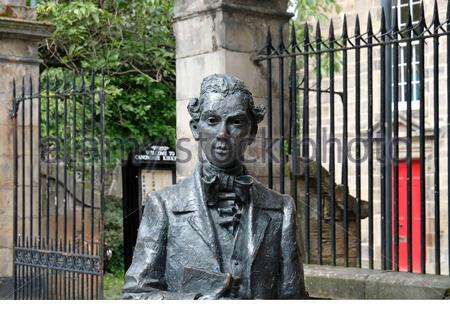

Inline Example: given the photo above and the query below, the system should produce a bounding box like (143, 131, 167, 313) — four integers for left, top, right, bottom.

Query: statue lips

(213, 141, 232, 157)
(214, 146, 229, 156)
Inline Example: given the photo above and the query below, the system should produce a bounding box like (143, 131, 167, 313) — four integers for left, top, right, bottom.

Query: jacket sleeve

(278, 194, 308, 299)
(121, 192, 198, 300)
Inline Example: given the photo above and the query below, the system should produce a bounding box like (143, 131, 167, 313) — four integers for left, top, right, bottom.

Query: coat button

(234, 261, 239, 266)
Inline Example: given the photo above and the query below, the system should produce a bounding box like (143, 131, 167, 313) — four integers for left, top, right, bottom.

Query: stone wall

(296, 159, 368, 267)
(0, 3, 52, 298)
(304, 264, 450, 299)
(306, 0, 450, 273)
(174, 0, 292, 182)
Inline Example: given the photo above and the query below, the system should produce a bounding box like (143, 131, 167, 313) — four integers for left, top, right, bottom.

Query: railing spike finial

(291, 23, 297, 46)
(355, 14, 361, 35)
(315, 21, 321, 40)
(367, 11, 373, 34)
(393, 6, 399, 32)
(420, 1, 426, 25)
(81, 68, 85, 91)
(380, 7, 386, 33)
(72, 70, 77, 93)
(266, 27, 272, 48)
(392, 6, 398, 33)
(342, 14, 348, 38)
(90, 69, 96, 91)
(432, 0, 440, 26)
(278, 24, 285, 52)
(11, 78, 16, 118)
(264, 27, 272, 57)
(403, 3, 412, 31)
(303, 22, 309, 43)
(447, 0, 450, 20)
(21, 76, 25, 118)
(328, 19, 335, 40)
(63, 71, 68, 96)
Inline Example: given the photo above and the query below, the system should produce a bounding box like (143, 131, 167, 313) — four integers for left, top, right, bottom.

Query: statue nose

(217, 131, 229, 139)
(217, 123, 229, 139)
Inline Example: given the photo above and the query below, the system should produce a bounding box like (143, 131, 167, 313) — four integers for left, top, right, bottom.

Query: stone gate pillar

(173, 0, 292, 182)
(0, 1, 52, 298)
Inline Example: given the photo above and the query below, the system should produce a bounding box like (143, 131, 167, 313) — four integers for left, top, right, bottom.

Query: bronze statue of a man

(122, 74, 306, 299)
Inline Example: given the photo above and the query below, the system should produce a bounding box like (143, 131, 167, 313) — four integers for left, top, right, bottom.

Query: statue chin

(202, 152, 242, 170)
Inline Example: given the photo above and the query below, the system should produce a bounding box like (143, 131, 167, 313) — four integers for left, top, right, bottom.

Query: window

(392, 0, 422, 110)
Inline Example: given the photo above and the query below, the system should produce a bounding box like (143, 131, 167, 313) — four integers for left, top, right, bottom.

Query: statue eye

(206, 117, 218, 125)
(232, 117, 248, 126)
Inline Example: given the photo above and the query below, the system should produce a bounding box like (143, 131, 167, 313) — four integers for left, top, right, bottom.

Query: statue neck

(202, 159, 244, 178)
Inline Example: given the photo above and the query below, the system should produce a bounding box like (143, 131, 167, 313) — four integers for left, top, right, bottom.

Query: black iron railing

(10, 71, 106, 299)
(258, 1, 450, 275)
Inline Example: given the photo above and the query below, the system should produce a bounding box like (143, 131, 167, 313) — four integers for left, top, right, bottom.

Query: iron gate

(258, 2, 450, 275)
(11, 71, 106, 299)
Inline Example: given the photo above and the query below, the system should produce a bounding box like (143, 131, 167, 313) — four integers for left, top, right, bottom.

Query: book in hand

(181, 266, 231, 295)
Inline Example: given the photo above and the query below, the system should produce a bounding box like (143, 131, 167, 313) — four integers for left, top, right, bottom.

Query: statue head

(188, 74, 266, 169)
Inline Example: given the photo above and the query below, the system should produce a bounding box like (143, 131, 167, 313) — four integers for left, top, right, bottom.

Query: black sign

(122, 144, 176, 271)
(133, 145, 176, 165)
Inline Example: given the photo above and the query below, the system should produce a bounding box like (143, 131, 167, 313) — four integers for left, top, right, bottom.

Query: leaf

(37, 0, 176, 164)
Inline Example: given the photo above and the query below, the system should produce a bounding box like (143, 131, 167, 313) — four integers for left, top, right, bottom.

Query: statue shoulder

(143, 174, 195, 206)
(251, 178, 294, 212)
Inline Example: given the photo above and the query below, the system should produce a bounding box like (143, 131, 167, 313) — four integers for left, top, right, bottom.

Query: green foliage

(37, 0, 176, 165)
(104, 271, 125, 300)
(37, 0, 174, 80)
(287, 0, 342, 157)
(105, 74, 176, 154)
(104, 195, 124, 274)
(39, 68, 104, 172)
(291, 0, 342, 24)
(290, 0, 342, 76)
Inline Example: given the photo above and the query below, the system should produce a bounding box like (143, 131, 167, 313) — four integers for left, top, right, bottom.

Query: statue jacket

(122, 164, 306, 299)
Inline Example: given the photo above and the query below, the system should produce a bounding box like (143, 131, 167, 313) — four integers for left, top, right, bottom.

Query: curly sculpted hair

(187, 74, 266, 142)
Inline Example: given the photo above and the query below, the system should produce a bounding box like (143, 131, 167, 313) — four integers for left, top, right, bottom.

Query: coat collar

(171, 163, 281, 271)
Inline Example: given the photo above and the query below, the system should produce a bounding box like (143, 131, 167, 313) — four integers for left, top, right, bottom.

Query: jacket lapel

(178, 165, 282, 288)
(187, 165, 220, 266)
(171, 165, 220, 268)
(248, 186, 272, 268)
(228, 181, 272, 268)
(248, 182, 285, 266)
(186, 215, 219, 264)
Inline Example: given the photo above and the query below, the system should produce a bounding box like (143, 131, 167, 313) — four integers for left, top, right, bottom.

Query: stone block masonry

(173, 0, 293, 182)
(0, 3, 53, 298)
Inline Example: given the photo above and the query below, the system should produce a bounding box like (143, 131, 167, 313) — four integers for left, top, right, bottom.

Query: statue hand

(196, 272, 233, 300)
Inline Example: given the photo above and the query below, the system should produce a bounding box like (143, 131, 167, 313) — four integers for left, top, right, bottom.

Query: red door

(392, 160, 423, 272)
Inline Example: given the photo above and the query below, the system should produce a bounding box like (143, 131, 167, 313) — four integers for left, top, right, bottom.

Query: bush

(37, 0, 176, 165)
(104, 195, 124, 274)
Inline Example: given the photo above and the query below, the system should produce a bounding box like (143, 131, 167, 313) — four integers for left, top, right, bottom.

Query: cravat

(202, 173, 253, 207)
(201, 165, 253, 233)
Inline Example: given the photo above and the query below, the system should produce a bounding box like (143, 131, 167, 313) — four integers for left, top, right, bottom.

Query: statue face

(191, 92, 253, 169)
